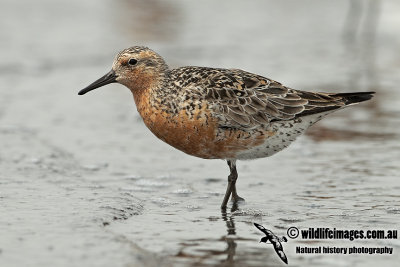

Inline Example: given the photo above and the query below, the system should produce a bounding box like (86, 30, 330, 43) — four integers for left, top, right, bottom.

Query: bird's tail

(329, 92, 375, 105)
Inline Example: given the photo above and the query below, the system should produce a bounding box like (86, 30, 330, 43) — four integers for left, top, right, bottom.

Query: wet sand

(1, 0, 399, 266)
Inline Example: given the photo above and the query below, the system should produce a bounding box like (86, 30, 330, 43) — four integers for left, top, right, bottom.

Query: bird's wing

(272, 241, 288, 264)
(254, 223, 271, 235)
(194, 68, 347, 129)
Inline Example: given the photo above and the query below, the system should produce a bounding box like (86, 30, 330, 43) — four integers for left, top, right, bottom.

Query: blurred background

(1, 0, 399, 266)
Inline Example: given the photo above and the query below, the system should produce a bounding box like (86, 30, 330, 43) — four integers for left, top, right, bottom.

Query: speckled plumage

(79, 46, 375, 208)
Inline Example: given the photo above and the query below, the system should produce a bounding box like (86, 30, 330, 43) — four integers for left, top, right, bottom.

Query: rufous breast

(132, 87, 275, 159)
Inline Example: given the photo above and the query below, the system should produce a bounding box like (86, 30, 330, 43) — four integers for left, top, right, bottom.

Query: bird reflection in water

(221, 207, 238, 264)
(174, 207, 241, 266)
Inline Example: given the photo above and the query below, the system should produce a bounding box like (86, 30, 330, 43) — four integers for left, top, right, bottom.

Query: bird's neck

(131, 71, 168, 119)
(130, 69, 163, 98)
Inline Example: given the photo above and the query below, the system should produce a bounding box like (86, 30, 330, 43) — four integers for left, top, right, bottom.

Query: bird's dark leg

(229, 160, 244, 203)
(221, 162, 234, 209)
(232, 183, 245, 203)
(221, 160, 244, 209)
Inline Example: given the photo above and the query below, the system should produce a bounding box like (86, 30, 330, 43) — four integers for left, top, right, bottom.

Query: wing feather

(172, 67, 348, 129)
(274, 246, 288, 264)
(254, 223, 269, 234)
(203, 69, 348, 128)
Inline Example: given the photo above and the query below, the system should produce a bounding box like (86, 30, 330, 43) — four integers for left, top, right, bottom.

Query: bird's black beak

(78, 69, 118, 95)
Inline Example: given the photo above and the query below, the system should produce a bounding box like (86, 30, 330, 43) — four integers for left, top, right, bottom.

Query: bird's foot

(230, 195, 245, 212)
(231, 194, 245, 203)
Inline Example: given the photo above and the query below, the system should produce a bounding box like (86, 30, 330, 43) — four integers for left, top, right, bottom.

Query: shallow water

(1, 0, 399, 266)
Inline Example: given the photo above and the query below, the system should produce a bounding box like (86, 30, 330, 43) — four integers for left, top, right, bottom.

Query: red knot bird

(78, 46, 374, 209)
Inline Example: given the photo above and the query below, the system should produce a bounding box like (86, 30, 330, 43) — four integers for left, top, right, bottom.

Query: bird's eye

(128, 58, 137, 65)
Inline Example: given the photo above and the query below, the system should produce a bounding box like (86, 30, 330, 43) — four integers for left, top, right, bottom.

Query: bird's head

(78, 46, 168, 95)
(260, 236, 268, 243)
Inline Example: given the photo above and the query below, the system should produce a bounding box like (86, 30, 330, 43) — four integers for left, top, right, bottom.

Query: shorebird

(254, 223, 288, 264)
(78, 46, 374, 209)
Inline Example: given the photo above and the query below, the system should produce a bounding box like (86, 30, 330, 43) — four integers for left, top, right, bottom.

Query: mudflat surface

(1, 0, 399, 266)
